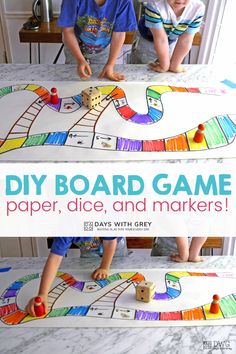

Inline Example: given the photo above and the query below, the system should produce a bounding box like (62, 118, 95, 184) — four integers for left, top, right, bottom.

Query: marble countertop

(0, 63, 228, 84)
(0, 253, 236, 354)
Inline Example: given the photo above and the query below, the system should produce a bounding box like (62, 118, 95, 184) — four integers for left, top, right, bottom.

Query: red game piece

(210, 294, 220, 314)
(50, 87, 59, 105)
(34, 296, 45, 317)
(193, 123, 205, 143)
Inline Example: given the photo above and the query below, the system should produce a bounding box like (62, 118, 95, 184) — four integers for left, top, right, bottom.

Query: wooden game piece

(50, 87, 59, 105)
(136, 280, 156, 302)
(81, 87, 101, 109)
(34, 296, 45, 317)
(210, 294, 220, 314)
(193, 123, 205, 143)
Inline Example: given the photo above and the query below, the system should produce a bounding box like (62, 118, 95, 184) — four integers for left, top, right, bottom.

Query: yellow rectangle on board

(119, 272, 137, 279)
(187, 129, 208, 150)
(56, 271, 65, 277)
(21, 313, 47, 323)
(0, 138, 26, 154)
(168, 271, 190, 278)
(203, 303, 224, 319)
(97, 86, 117, 95)
(26, 84, 41, 92)
(149, 85, 172, 94)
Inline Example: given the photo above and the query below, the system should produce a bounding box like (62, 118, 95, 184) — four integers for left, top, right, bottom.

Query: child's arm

(169, 32, 194, 73)
(149, 27, 170, 72)
(99, 32, 126, 81)
(62, 27, 92, 79)
(92, 239, 117, 280)
(25, 253, 63, 316)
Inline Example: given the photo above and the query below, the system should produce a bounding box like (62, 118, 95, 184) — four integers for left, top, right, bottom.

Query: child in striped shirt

(131, 0, 205, 73)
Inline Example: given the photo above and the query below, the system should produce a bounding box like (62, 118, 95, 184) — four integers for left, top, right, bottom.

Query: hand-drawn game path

(0, 84, 235, 155)
(0, 271, 236, 325)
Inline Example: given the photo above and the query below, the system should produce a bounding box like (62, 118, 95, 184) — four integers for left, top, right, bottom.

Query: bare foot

(149, 62, 167, 73)
(169, 65, 186, 73)
(188, 256, 204, 263)
(170, 254, 188, 262)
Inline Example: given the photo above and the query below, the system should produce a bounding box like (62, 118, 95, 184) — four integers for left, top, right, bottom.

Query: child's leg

(130, 33, 157, 64)
(64, 42, 110, 65)
(151, 237, 177, 256)
(64, 45, 77, 64)
(88, 46, 110, 65)
(170, 237, 189, 262)
(188, 237, 208, 262)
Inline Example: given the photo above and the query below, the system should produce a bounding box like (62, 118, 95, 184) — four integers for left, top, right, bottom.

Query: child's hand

(149, 62, 168, 73)
(77, 59, 92, 79)
(25, 295, 48, 317)
(91, 267, 109, 280)
(99, 64, 125, 82)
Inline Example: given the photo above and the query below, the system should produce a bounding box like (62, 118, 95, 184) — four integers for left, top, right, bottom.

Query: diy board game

(0, 81, 236, 161)
(1, 268, 236, 327)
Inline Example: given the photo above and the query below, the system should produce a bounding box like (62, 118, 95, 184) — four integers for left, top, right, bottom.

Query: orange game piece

(193, 124, 205, 143)
(50, 87, 59, 105)
(34, 296, 45, 317)
(210, 294, 220, 314)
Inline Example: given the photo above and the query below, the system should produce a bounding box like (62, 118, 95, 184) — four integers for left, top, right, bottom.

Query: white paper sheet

(0, 81, 235, 161)
(1, 268, 236, 327)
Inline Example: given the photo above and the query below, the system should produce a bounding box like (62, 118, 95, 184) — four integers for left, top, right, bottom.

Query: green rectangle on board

(220, 295, 236, 318)
(166, 274, 179, 282)
(147, 89, 161, 100)
(205, 118, 228, 148)
(47, 307, 71, 317)
(18, 273, 39, 282)
(107, 273, 121, 282)
(23, 134, 49, 147)
(0, 86, 12, 97)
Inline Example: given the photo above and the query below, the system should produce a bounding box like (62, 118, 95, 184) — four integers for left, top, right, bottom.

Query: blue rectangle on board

(221, 79, 236, 88)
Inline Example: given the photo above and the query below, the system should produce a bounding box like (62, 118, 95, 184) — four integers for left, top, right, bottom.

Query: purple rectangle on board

(117, 138, 142, 151)
(4, 289, 17, 298)
(72, 282, 84, 291)
(153, 293, 171, 300)
(135, 310, 159, 321)
(130, 114, 153, 124)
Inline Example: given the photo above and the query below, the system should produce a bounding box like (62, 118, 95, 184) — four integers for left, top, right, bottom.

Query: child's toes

(170, 254, 188, 262)
(188, 256, 204, 263)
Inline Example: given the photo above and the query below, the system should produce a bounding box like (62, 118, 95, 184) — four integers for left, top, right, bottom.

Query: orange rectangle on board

(182, 307, 205, 320)
(170, 86, 188, 92)
(2, 310, 27, 325)
(165, 135, 189, 151)
(34, 87, 49, 97)
(110, 87, 125, 99)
